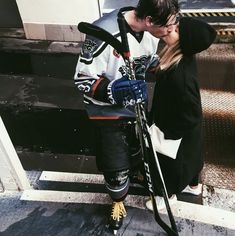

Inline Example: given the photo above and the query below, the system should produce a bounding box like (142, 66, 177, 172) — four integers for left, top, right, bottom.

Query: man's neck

(124, 10, 146, 32)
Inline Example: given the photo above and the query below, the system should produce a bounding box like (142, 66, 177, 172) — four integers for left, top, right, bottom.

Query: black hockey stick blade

(78, 22, 124, 55)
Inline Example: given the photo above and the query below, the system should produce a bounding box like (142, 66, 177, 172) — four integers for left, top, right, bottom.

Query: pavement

(0, 189, 235, 236)
(1, 170, 235, 236)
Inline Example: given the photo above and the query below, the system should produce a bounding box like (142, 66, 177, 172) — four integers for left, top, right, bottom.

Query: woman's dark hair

(135, 0, 179, 26)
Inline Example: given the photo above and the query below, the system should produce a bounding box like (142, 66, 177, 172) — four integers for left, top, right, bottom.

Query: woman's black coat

(150, 55, 204, 195)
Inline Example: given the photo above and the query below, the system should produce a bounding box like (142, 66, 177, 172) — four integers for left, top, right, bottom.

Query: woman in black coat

(146, 17, 216, 210)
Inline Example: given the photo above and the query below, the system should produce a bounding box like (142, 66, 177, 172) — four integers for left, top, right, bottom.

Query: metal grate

(200, 89, 235, 190)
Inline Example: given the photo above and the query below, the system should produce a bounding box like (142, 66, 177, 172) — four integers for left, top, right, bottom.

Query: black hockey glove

(107, 75, 147, 107)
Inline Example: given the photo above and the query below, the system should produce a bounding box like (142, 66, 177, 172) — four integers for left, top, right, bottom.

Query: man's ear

(145, 16, 154, 27)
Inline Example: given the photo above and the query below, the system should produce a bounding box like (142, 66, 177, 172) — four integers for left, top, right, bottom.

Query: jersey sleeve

(74, 35, 111, 102)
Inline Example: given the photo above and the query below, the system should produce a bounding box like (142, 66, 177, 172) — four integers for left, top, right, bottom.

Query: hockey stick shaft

(117, 15, 178, 236)
(78, 22, 123, 55)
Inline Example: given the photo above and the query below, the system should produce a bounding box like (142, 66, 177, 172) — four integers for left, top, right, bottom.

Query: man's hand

(107, 76, 147, 107)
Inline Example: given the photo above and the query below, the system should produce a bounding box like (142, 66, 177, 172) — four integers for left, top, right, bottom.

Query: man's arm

(74, 34, 111, 103)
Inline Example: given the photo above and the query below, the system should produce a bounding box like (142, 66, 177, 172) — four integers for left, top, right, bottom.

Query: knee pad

(104, 169, 129, 201)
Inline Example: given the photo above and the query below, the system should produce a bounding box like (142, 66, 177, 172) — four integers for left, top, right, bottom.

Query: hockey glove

(107, 76, 147, 107)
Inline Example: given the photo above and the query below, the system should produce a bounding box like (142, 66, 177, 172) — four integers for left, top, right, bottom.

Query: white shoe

(182, 184, 202, 196)
(146, 195, 177, 211)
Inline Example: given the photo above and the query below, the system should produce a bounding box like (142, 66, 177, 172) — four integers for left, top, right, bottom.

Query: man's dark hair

(135, 0, 179, 26)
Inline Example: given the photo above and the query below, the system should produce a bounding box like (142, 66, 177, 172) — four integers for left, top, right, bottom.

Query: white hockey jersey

(74, 7, 159, 119)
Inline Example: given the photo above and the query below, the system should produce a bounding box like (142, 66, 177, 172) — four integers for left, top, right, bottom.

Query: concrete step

(24, 169, 235, 213)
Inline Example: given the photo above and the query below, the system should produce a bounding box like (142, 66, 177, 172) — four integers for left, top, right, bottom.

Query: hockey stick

(78, 22, 123, 55)
(117, 15, 178, 236)
(78, 21, 178, 236)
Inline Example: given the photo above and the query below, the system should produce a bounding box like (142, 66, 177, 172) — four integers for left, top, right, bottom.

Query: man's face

(147, 14, 179, 38)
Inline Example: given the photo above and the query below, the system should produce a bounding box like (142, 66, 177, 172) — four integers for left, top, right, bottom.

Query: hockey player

(74, 0, 179, 233)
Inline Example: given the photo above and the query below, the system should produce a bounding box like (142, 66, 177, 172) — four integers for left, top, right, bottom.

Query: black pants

(92, 119, 143, 201)
(92, 120, 142, 172)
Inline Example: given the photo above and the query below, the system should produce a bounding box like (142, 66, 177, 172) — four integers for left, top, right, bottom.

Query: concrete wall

(15, 0, 101, 41)
(14, 0, 140, 41)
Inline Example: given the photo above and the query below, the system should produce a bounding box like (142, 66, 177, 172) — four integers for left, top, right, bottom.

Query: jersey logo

(118, 55, 153, 79)
(82, 39, 97, 55)
(133, 55, 151, 79)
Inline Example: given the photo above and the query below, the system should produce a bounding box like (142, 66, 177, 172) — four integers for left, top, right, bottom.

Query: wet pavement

(1, 189, 235, 236)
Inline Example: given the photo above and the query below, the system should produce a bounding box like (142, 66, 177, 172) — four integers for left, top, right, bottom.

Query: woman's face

(161, 24, 179, 46)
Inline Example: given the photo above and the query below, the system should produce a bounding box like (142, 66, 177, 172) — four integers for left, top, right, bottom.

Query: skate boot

(109, 201, 127, 235)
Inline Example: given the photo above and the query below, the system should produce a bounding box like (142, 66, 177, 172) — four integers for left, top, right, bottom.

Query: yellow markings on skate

(39, 171, 104, 184)
(111, 202, 127, 221)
